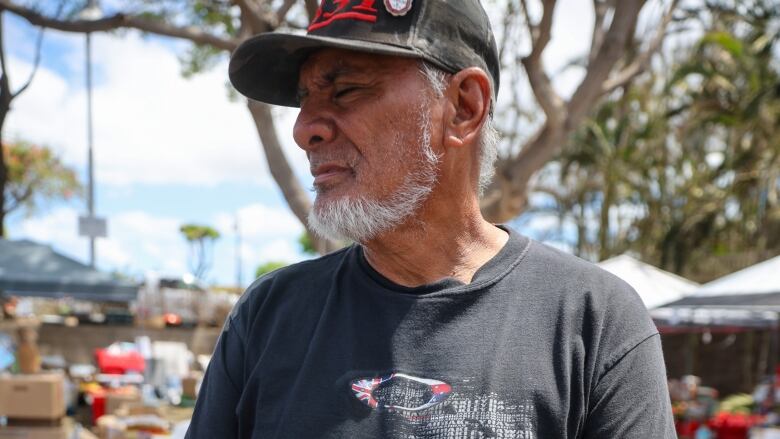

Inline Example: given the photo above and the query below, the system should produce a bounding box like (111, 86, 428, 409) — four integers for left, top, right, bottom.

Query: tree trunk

(481, 123, 568, 223)
(481, 0, 647, 225)
(0, 12, 10, 238)
(246, 100, 340, 254)
(0, 88, 8, 238)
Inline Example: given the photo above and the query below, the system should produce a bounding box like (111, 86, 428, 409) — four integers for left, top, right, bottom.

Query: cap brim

(229, 32, 423, 107)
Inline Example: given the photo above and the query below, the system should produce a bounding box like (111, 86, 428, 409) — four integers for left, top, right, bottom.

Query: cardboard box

(0, 424, 69, 439)
(105, 389, 141, 417)
(182, 372, 203, 400)
(0, 420, 98, 439)
(0, 373, 65, 420)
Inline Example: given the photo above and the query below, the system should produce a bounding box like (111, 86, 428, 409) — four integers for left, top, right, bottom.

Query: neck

(361, 200, 508, 287)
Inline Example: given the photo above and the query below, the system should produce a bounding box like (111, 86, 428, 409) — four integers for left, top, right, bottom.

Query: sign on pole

(78, 215, 107, 238)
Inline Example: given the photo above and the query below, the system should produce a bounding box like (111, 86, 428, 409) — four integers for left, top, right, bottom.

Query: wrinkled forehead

(298, 48, 420, 88)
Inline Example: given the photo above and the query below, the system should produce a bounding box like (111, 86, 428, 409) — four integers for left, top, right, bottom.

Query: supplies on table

(670, 375, 720, 439)
(96, 406, 172, 439)
(95, 343, 145, 375)
(751, 427, 780, 438)
(0, 372, 66, 420)
(87, 385, 142, 424)
(0, 372, 74, 439)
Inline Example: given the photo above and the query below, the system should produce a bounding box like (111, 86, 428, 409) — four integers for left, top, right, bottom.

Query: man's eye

(334, 87, 359, 99)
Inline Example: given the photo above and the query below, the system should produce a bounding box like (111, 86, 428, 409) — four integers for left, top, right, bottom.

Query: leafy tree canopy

(179, 223, 220, 280)
(3, 140, 82, 218)
(255, 260, 287, 278)
(179, 223, 220, 241)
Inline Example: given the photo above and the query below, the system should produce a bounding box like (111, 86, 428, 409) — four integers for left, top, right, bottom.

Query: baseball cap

(228, 0, 500, 107)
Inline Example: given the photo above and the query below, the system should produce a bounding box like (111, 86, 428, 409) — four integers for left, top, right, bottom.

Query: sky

(3, 0, 657, 287)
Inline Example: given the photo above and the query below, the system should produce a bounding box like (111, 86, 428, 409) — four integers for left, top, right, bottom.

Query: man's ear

(442, 67, 492, 150)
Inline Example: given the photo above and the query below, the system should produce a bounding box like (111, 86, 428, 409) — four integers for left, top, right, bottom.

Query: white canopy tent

(656, 254, 780, 328)
(663, 254, 780, 309)
(682, 254, 780, 298)
(598, 254, 700, 309)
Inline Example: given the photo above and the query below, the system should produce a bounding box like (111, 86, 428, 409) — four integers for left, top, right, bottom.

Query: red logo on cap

(308, 0, 378, 31)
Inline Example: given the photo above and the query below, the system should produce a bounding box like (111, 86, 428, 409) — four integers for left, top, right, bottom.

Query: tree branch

(11, 24, 44, 99)
(589, 0, 608, 64)
(518, 0, 536, 43)
(601, 0, 680, 94)
(0, 11, 8, 87)
(0, 0, 238, 51)
(276, 0, 298, 25)
(233, 0, 274, 33)
(304, 0, 319, 22)
(566, 0, 645, 127)
(527, 0, 556, 61)
(521, 0, 565, 126)
(521, 56, 566, 127)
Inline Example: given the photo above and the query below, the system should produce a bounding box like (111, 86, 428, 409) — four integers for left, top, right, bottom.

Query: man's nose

(293, 103, 336, 152)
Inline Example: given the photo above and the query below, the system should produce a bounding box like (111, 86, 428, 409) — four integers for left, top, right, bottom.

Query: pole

(86, 32, 95, 268)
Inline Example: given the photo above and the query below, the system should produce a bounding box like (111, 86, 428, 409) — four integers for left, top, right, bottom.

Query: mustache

(308, 155, 357, 174)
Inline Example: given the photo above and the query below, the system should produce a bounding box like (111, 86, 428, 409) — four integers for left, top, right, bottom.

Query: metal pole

(86, 32, 95, 268)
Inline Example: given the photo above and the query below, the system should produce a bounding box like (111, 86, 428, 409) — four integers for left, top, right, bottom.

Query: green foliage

(537, 0, 780, 281)
(298, 232, 316, 255)
(179, 223, 220, 241)
(179, 44, 224, 79)
(179, 223, 220, 280)
(718, 393, 754, 414)
(192, 1, 237, 35)
(3, 141, 82, 216)
(255, 261, 288, 278)
(700, 31, 744, 57)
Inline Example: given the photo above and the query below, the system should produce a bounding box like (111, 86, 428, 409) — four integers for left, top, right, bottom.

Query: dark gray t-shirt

(186, 227, 675, 438)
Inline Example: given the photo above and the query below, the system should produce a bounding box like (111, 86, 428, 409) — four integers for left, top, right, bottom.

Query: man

(186, 0, 676, 437)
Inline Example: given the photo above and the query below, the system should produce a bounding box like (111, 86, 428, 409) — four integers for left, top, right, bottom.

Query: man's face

(294, 48, 442, 242)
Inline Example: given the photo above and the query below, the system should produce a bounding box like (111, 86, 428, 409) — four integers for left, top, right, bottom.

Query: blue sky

(4, 1, 606, 287)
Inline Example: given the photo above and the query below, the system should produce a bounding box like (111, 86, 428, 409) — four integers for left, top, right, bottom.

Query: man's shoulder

(228, 245, 352, 323)
(518, 238, 659, 375)
(514, 237, 653, 330)
(255, 245, 351, 284)
(522, 238, 640, 301)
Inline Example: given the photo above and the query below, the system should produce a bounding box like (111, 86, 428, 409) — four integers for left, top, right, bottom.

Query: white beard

(308, 108, 440, 243)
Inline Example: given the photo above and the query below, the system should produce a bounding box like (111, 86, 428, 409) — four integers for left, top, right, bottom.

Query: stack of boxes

(0, 373, 69, 439)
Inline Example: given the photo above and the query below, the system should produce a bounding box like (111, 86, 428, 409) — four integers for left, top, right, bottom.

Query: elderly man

(186, 0, 675, 437)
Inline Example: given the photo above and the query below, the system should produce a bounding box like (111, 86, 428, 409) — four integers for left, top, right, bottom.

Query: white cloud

(12, 207, 82, 253)
(211, 202, 309, 285)
(6, 29, 310, 188)
(214, 203, 304, 241)
(254, 239, 306, 265)
(108, 211, 188, 275)
(11, 206, 133, 269)
(9, 207, 188, 277)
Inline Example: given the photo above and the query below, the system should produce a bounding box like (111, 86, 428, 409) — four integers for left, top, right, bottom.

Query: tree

(480, 0, 681, 222)
(0, 6, 48, 237)
(298, 232, 317, 255)
(2, 0, 681, 250)
(534, 0, 780, 281)
(2, 141, 82, 235)
(180, 223, 221, 280)
(255, 260, 287, 278)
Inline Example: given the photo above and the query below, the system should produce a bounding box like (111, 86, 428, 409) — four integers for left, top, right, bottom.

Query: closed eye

(334, 86, 360, 99)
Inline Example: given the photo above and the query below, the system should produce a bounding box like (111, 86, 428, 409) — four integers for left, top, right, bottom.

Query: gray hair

(418, 61, 498, 196)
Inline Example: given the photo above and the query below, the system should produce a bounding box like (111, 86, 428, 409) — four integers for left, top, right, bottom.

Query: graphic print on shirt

(349, 373, 537, 438)
(351, 373, 452, 410)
